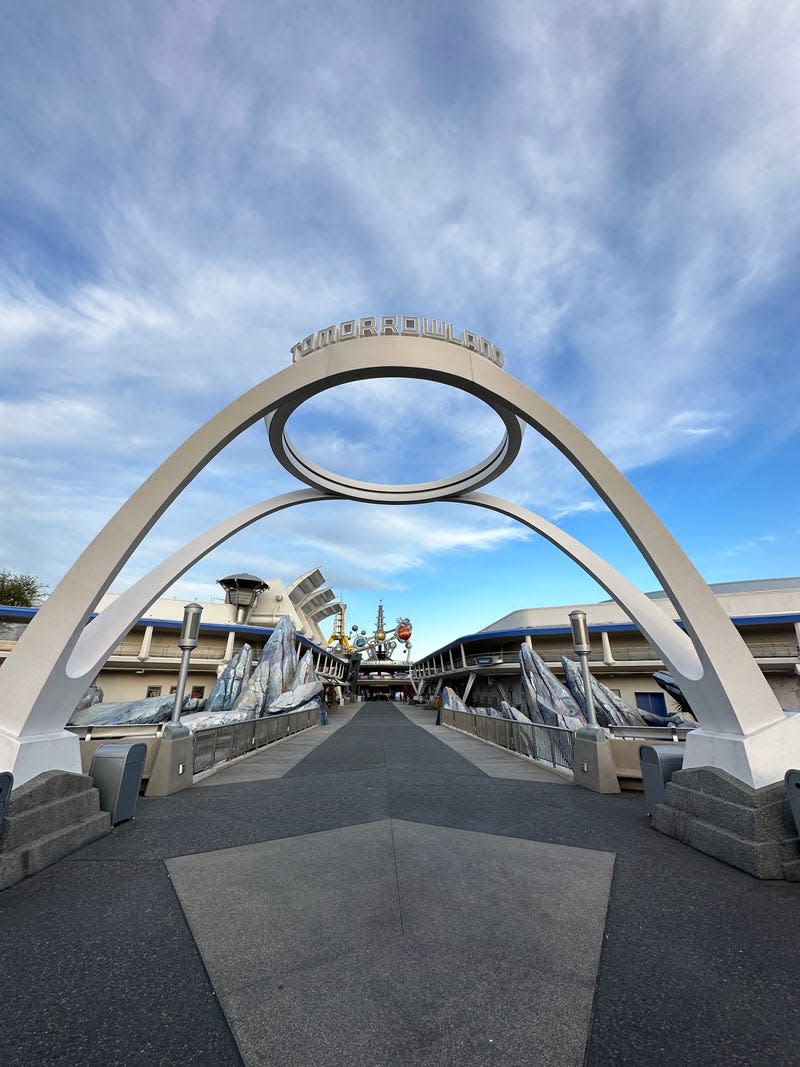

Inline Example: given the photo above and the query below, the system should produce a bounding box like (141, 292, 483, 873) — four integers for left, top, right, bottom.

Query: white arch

(1, 334, 797, 787)
(461, 493, 702, 684)
(66, 490, 327, 684)
(53, 490, 702, 733)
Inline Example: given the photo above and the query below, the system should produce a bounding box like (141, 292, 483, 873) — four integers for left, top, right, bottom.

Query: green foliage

(0, 569, 48, 607)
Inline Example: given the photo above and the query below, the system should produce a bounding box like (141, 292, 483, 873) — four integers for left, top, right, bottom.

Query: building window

(169, 685, 177, 695)
(635, 692, 666, 717)
(146, 685, 162, 698)
(609, 688, 621, 698)
(191, 686, 205, 700)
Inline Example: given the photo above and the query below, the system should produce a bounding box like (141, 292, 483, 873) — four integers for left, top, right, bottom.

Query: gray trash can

(0, 771, 13, 833)
(786, 769, 800, 837)
(639, 744, 685, 815)
(89, 743, 148, 825)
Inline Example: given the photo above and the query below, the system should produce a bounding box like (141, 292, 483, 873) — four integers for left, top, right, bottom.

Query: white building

(412, 577, 800, 716)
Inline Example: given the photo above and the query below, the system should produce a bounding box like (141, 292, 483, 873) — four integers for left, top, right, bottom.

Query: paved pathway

(1, 702, 798, 1065)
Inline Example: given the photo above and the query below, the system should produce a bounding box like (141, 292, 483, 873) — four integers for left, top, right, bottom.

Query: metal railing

(191, 704, 318, 775)
(749, 643, 800, 659)
(112, 642, 228, 661)
(440, 706, 575, 772)
(606, 724, 694, 743)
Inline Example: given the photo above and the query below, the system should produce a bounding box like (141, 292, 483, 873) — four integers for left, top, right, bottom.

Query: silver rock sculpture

(651, 671, 698, 726)
(441, 686, 469, 714)
(229, 619, 298, 718)
(68, 614, 328, 733)
(69, 694, 175, 726)
(268, 678, 323, 714)
(233, 652, 271, 718)
(262, 615, 298, 710)
(560, 657, 646, 728)
(73, 684, 104, 714)
(518, 644, 585, 731)
(499, 699, 534, 756)
(207, 644, 253, 712)
(290, 649, 316, 690)
(182, 708, 254, 731)
(500, 699, 533, 725)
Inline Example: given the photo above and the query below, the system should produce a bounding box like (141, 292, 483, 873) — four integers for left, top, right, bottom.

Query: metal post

(569, 609, 598, 727)
(172, 602, 203, 723)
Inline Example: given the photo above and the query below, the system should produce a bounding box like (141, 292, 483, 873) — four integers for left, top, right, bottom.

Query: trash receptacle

(639, 744, 684, 815)
(89, 743, 147, 825)
(786, 769, 800, 836)
(0, 771, 13, 833)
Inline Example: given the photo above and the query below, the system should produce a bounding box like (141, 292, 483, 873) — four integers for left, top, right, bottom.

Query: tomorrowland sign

(291, 316, 504, 367)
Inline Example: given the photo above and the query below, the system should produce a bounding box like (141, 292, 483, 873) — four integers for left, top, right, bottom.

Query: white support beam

(138, 625, 153, 662)
(463, 672, 477, 703)
(601, 631, 614, 664)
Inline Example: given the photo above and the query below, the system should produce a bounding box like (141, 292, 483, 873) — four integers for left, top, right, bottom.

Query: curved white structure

(1, 333, 797, 787)
(266, 385, 525, 502)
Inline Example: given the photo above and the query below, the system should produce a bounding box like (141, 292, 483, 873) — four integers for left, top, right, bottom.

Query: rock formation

(560, 657, 646, 728)
(518, 644, 585, 731)
(69, 616, 328, 731)
(206, 645, 253, 712)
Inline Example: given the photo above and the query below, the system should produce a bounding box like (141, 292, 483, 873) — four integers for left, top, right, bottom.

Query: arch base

(682, 711, 800, 789)
(0, 729, 82, 786)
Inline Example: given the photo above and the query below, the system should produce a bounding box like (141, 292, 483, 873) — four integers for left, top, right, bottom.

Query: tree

(0, 570, 48, 607)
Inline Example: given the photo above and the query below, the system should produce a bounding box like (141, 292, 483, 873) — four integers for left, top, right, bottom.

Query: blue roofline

(0, 605, 37, 620)
(0, 604, 346, 662)
(417, 613, 800, 663)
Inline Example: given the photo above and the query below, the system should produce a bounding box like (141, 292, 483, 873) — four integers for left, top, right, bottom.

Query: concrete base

(573, 725, 621, 794)
(0, 770, 109, 890)
(682, 711, 800, 790)
(0, 728, 82, 787)
(652, 765, 800, 880)
(144, 724, 194, 797)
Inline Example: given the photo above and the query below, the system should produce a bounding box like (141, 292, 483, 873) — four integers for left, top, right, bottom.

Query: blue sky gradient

(1, 1, 799, 655)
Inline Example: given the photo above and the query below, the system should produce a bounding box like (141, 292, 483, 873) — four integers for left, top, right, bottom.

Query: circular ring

(266, 380, 525, 503)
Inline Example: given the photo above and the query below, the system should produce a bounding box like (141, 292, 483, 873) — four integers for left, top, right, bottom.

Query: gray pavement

(1, 701, 799, 1066)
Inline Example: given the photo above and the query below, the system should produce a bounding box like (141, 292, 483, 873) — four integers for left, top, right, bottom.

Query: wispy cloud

(2, 1, 800, 647)
(722, 533, 781, 559)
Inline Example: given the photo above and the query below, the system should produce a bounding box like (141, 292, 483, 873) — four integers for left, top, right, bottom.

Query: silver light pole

(569, 609, 598, 727)
(172, 602, 203, 723)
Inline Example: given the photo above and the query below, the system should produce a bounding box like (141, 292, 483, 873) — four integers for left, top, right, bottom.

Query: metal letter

(422, 319, 448, 339)
(316, 325, 338, 347)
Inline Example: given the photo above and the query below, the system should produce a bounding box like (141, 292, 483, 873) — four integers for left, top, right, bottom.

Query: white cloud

(2, 0, 799, 612)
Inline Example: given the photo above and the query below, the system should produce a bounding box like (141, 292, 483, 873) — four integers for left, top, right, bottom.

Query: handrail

(191, 704, 319, 775)
(440, 705, 575, 772)
(605, 724, 694, 742)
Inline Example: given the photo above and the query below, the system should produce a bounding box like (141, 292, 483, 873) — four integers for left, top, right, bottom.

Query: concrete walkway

(1, 702, 798, 1066)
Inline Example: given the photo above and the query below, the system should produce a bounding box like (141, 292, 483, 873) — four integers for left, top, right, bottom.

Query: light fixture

(172, 602, 203, 723)
(568, 609, 597, 726)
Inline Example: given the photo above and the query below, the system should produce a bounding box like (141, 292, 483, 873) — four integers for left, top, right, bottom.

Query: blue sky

(1, 1, 799, 657)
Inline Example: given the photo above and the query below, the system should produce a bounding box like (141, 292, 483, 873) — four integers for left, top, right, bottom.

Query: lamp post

(569, 609, 619, 793)
(569, 609, 597, 727)
(172, 602, 203, 723)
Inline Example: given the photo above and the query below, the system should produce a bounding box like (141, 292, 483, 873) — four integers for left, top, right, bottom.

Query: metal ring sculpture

(266, 386, 525, 502)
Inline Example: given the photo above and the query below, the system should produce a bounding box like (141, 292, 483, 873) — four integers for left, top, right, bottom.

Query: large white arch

(39, 489, 702, 747)
(1, 333, 797, 787)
